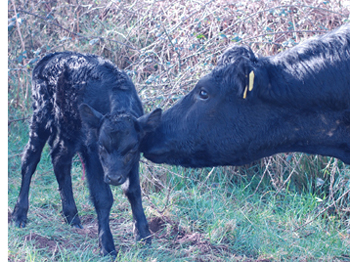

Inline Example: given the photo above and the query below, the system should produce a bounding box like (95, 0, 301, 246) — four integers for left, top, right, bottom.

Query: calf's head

(79, 104, 161, 186)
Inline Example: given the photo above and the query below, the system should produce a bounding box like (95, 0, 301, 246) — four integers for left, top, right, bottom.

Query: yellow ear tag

(249, 71, 255, 91)
(243, 86, 248, 99)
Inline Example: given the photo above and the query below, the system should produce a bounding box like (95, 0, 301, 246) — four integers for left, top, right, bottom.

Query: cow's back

(266, 25, 350, 110)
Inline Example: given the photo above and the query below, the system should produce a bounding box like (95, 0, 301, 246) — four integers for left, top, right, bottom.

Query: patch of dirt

(148, 216, 234, 260)
(70, 214, 99, 238)
(24, 232, 66, 253)
(148, 216, 166, 233)
(148, 216, 186, 240)
(15, 213, 268, 261)
(147, 216, 275, 261)
(80, 214, 96, 224)
(72, 225, 98, 238)
(176, 232, 215, 254)
(177, 232, 202, 245)
(176, 231, 233, 256)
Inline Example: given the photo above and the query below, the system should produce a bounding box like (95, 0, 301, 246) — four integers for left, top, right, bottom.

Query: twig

(274, 154, 303, 196)
(293, 187, 350, 232)
(197, 167, 216, 192)
(247, 158, 271, 198)
(9, 9, 140, 52)
(11, 0, 25, 62)
(140, 162, 175, 214)
(240, 29, 328, 43)
(8, 117, 30, 126)
(218, 4, 345, 39)
(8, 153, 23, 159)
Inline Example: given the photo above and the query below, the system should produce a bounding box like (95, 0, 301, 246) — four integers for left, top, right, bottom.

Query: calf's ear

(137, 108, 162, 133)
(79, 103, 103, 129)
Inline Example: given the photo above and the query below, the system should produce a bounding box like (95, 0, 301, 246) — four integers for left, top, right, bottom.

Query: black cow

(11, 52, 162, 256)
(141, 24, 350, 167)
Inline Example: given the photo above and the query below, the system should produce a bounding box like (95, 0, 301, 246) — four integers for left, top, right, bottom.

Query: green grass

(8, 121, 350, 261)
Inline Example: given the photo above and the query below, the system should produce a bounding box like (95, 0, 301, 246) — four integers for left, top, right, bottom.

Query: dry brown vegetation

(9, 0, 350, 111)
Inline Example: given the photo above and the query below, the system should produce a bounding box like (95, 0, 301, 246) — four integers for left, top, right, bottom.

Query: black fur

(142, 24, 350, 167)
(12, 52, 161, 257)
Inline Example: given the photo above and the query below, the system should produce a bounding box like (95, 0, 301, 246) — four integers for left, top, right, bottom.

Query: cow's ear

(218, 45, 257, 66)
(79, 103, 103, 129)
(137, 108, 162, 134)
(227, 57, 256, 100)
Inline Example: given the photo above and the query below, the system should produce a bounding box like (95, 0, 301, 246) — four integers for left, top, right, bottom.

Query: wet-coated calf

(12, 52, 161, 256)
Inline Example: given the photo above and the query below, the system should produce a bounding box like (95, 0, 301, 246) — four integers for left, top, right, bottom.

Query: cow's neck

(262, 107, 350, 164)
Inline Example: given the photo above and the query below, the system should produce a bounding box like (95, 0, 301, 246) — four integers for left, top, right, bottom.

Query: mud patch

(69, 214, 99, 238)
(177, 232, 202, 245)
(148, 216, 166, 233)
(80, 214, 97, 224)
(148, 216, 222, 256)
(72, 225, 98, 238)
(24, 232, 64, 252)
(148, 216, 186, 240)
(176, 231, 231, 256)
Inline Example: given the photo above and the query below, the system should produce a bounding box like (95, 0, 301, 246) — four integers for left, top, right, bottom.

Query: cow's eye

(199, 89, 209, 100)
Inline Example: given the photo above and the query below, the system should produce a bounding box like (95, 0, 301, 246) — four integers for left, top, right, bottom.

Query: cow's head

(79, 104, 162, 186)
(140, 46, 281, 167)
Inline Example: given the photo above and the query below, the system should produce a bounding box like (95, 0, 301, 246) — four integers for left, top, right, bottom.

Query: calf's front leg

(123, 163, 151, 244)
(83, 149, 117, 257)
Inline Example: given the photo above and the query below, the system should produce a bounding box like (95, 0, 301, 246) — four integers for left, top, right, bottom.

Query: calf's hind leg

(12, 121, 50, 228)
(50, 139, 82, 228)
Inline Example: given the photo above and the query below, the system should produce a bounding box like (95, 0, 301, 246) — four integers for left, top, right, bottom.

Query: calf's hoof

(135, 225, 152, 245)
(102, 249, 117, 259)
(141, 234, 152, 245)
(61, 211, 83, 229)
(135, 231, 152, 245)
(71, 223, 83, 229)
(14, 219, 27, 228)
(11, 209, 28, 228)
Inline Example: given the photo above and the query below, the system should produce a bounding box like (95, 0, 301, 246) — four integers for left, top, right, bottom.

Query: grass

(8, 0, 350, 261)
(8, 131, 350, 261)
(8, 120, 350, 261)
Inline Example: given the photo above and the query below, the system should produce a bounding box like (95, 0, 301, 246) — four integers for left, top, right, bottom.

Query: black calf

(12, 51, 161, 256)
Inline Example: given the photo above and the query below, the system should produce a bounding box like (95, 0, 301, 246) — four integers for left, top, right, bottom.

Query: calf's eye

(199, 89, 209, 100)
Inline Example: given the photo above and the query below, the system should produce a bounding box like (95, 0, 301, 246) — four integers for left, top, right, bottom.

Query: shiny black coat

(142, 25, 350, 167)
(12, 52, 161, 257)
